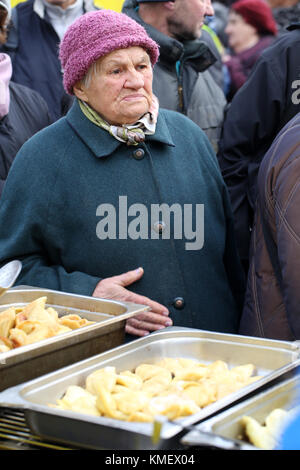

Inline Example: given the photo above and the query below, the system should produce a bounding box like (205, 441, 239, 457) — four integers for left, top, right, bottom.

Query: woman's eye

(111, 69, 121, 75)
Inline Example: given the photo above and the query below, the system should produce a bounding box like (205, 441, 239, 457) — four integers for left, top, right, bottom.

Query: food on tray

(50, 358, 261, 422)
(241, 408, 292, 449)
(0, 296, 95, 352)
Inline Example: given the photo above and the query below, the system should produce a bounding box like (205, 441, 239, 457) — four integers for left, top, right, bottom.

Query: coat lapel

(66, 100, 175, 159)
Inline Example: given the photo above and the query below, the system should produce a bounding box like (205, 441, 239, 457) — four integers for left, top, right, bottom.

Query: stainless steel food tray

(181, 365, 300, 450)
(0, 287, 148, 391)
(0, 327, 300, 450)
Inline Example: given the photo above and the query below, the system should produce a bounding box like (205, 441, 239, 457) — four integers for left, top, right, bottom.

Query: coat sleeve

(273, 154, 300, 338)
(0, 145, 100, 297)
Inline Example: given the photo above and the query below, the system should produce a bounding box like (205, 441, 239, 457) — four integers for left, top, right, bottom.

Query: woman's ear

(73, 80, 88, 102)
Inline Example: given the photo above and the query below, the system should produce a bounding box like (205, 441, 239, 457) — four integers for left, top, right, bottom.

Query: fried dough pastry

(0, 307, 16, 338)
(54, 385, 100, 417)
(52, 357, 261, 423)
(59, 314, 92, 330)
(0, 296, 95, 353)
(241, 408, 290, 449)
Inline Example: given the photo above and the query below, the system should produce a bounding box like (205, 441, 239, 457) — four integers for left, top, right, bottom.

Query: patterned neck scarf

(78, 96, 159, 146)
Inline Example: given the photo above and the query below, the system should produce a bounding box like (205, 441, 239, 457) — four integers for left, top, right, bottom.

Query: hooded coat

(0, 101, 245, 334)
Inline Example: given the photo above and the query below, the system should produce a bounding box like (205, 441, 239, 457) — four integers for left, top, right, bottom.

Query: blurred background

(11, 0, 124, 9)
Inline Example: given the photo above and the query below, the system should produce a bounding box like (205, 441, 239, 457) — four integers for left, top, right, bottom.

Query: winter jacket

(217, 24, 300, 264)
(1, 0, 97, 121)
(0, 81, 51, 196)
(239, 113, 300, 340)
(122, 0, 227, 153)
(0, 100, 245, 334)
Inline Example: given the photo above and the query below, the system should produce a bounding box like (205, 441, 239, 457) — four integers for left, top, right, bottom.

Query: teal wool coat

(0, 101, 244, 333)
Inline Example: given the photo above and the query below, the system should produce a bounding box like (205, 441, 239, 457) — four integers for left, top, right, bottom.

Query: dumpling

(0, 307, 16, 338)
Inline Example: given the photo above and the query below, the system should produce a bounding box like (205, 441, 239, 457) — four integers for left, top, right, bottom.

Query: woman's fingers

(126, 310, 173, 337)
(92, 268, 172, 337)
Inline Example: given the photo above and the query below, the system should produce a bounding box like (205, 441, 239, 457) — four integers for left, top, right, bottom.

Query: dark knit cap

(232, 0, 277, 35)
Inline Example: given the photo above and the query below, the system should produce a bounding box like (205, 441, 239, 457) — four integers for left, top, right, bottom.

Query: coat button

(153, 221, 166, 234)
(173, 297, 185, 309)
(132, 148, 145, 160)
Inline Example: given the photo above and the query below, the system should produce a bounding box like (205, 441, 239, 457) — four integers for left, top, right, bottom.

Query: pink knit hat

(59, 9, 160, 95)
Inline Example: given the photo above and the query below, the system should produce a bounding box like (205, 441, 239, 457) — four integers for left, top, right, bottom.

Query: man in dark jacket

(217, 23, 300, 271)
(239, 112, 300, 341)
(1, 0, 97, 121)
(0, 0, 52, 195)
(122, 0, 227, 152)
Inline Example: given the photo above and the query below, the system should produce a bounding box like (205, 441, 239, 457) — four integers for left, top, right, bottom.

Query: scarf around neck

(78, 96, 159, 146)
(0, 53, 12, 119)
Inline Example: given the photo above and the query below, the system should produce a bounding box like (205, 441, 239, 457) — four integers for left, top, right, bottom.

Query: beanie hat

(59, 9, 160, 95)
(0, 0, 11, 20)
(232, 0, 277, 36)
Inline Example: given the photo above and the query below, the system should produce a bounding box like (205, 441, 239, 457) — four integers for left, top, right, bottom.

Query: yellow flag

(11, 0, 125, 11)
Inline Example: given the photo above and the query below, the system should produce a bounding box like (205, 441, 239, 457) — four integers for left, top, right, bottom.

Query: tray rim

(1, 327, 300, 442)
(0, 286, 149, 366)
(181, 366, 300, 450)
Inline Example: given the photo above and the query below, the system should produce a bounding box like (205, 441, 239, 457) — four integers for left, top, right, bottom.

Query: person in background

(0, 10, 245, 339)
(0, 0, 52, 196)
(217, 22, 300, 274)
(267, 0, 300, 34)
(223, 0, 277, 99)
(239, 112, 300, 340)
(1, 0, 98, 122)
(122, 0, 227, 153)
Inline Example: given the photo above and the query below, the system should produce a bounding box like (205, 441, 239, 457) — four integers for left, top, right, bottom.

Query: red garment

(225, 35, 275, 98)
(232, 0, 277, 36)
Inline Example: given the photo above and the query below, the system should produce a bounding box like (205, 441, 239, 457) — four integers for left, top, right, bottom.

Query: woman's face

(225, 11, 258, 53)
(74, 46, 153, 125)
(0, 8, 8, 44)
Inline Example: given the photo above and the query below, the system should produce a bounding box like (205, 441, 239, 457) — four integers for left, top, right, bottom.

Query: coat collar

(66, 99, 175, 158)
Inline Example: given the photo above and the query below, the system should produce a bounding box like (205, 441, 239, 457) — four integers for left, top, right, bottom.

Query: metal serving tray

(0, 327, 300, 450)
(181, 365, 300, 450)
(0, 287, 148, 391)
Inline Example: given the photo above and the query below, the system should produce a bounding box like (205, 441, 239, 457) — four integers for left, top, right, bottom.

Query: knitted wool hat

(0, 0, 11, 20)
(59, 9, 160, 95)
(232, 0, 277, 36)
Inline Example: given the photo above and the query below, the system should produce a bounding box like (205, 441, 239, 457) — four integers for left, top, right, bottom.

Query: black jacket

(0, 81, 52, 195)
(217, 24, 300, 263)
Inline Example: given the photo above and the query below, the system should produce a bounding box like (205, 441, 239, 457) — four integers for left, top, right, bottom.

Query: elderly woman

(0, 10, 244, 338)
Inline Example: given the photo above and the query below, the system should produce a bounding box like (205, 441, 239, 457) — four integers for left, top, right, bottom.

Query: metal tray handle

(181, 429, 256, 450)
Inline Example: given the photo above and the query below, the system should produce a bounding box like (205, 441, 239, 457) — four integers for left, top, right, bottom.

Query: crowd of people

(0, 0, 299, 343)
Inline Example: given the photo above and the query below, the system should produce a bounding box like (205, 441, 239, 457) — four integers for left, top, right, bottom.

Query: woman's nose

(125, 68, 145, 88)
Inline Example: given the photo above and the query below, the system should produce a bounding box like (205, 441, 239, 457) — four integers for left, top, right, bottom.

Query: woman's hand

(92, 267, 172, 337)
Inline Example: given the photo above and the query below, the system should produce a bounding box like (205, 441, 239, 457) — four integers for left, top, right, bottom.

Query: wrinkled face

(225, 11, 258, 52)
(0, 7, 8, 44)
(167, 0, 214, 41)
(74, 46, 153, 126)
